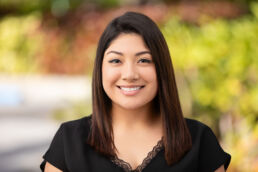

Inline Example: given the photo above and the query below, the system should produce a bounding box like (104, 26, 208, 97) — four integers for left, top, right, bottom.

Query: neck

(111, 101, 160, 130)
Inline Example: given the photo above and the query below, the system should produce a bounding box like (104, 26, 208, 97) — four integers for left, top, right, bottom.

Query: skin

(102, 33, 158, 113)
(102, 33, 159, 127)
(215, 165, 226, 172)
(102, 33, 162, 169)
(44, 33, 225, 172)
(44, 162, 62, 172)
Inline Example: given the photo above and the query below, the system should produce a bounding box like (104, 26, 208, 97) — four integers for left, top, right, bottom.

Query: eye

(138, 58, 152, 63)
(108, 59, 121, 63)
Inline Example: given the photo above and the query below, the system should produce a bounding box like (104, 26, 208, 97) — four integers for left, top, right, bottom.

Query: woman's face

(102, 33, 158, 110)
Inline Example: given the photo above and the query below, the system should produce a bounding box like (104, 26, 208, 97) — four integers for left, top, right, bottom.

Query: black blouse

(40, 115, 231, 172)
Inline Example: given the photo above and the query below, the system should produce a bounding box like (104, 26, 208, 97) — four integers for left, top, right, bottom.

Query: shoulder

(184, 118, 231, 171)
(61, 114, 92, 128)
(185, 117, 208, 129)
(184, 118, 216, 143)
(40, 115, 93, 172)
(59, 115, 92, 137)
(185, 118, 210, 133)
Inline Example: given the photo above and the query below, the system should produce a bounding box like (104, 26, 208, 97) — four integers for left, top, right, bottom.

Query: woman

(40, 12, 231, 172)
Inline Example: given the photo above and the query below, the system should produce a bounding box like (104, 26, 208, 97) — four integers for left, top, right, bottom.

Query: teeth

(120, 87, 141, 91)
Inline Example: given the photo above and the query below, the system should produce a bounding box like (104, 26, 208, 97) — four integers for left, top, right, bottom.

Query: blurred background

(0, 0, 257, 171)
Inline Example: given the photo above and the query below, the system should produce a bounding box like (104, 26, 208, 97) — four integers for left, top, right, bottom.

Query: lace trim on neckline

(110, 139, 164, 172)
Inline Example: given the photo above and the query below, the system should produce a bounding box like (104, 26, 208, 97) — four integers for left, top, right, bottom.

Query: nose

(121, 62, 139, 82)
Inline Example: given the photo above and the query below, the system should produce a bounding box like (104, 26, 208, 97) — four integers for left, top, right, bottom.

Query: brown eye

(138, 58, 152, 63)
(108, 59, 121, 63)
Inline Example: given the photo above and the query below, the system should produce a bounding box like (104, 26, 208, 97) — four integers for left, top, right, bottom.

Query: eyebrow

(136, 51, 151, 56)
(105, 50, 151, 56)
(106, 51, 123, 56)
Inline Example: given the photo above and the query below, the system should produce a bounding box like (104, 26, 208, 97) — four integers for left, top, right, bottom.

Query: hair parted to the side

(88, 11, 192, 165)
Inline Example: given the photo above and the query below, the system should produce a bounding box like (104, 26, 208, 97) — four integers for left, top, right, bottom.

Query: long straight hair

(88, 11, 192, 165)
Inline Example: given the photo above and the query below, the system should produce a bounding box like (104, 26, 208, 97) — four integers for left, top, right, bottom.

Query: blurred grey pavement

(0, 75, 91, 172)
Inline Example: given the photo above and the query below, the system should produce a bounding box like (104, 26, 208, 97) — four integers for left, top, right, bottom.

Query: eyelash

(139, 59, 152, 63)
(108, 59, 121, 63)
(108, 58, 152, 64)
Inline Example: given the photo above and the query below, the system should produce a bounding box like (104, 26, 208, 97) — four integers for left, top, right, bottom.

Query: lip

(117, 85, 145, 88)
(117, 85, 145, 96)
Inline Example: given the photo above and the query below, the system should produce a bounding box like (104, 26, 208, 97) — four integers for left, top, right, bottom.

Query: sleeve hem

(42, 155, 66, 172)
(212, 152, 231, 171)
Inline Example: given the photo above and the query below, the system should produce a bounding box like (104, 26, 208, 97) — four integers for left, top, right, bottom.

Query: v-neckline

(110, 138, 164, 172)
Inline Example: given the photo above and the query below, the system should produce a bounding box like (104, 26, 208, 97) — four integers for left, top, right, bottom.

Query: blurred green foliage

(0, 13, 42, 73)
(0, 1, 257, 171)
(0, 0, 47, 15)
(0, 0, 120, 16)
(162, 4, 258, 171)
(163, 2, 258, 128)
(0, 0, 255, 17)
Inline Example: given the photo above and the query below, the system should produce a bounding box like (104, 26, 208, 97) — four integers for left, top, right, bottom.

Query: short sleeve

(198, 126, 231, 172)
(40, 124, 68, 172)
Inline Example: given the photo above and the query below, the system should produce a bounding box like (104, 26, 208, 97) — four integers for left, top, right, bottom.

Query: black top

(40, 115, 231, 172)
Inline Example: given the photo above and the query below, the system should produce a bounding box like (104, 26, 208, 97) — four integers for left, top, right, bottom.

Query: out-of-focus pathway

(0, 75, 91, 172)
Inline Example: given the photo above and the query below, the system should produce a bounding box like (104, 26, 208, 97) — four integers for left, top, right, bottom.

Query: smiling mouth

(117, 86, 145, 91)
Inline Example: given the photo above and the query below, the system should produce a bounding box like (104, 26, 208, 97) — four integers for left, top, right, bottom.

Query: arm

(215, 165, 225, 172)
(197, 125, 231, 172)
(41, 124, 67, 172)
(45, 162, 63, 172)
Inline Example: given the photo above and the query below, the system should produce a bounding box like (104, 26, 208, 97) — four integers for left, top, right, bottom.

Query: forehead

(105, 33, 149, 54)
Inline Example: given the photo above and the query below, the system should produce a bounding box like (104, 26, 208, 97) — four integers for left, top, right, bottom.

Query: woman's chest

(113, 136, 163, 170)
(64, 143, 199, 172)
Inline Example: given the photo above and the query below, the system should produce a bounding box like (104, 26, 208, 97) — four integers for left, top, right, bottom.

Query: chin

(118, 101, 150, 110)
(122, 105, 142, 110)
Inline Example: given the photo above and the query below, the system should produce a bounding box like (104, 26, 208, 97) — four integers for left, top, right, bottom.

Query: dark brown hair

(88, 11, 192, 165)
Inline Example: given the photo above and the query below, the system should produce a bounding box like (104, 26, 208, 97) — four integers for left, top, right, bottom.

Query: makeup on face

(102, 33, 158, 110)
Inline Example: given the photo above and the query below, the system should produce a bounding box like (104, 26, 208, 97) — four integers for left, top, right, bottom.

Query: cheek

(140, 67, 158, 95)
(139, 67, 157, 83)
(102, 65, 120, 88)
